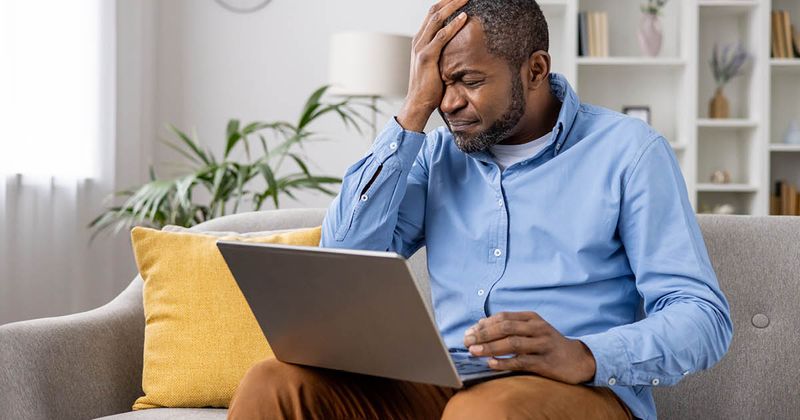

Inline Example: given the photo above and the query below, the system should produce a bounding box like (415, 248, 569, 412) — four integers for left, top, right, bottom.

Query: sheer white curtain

(0, 0, 124, 324)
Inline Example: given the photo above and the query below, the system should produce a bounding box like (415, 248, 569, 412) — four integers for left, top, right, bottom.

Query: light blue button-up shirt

(320, 73, 733, 420)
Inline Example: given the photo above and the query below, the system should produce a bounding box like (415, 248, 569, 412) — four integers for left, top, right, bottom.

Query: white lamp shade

(328, 32, 412, 98)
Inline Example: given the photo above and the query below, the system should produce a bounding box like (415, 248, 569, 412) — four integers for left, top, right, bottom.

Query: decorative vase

(709, 87, 730, 119)
(784, 120, 800, 145)
(638, 13, 663, 57)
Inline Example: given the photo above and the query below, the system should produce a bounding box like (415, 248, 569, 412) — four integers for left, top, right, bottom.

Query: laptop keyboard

(450, 353, 494, 375)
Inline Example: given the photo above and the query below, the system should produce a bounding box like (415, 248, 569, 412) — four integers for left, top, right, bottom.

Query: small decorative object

(784, 120, 800, 145)
(712, 204, 736, 215)
(708, 42, 750, 119)
(622, 106, 651, 125)
(709, 169, 732, 184)
(214, 0, 272, 14)
(638, 0, 668, 57)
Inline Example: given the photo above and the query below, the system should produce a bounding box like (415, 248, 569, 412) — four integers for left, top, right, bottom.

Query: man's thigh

(228, 358, 456, 420)
(442, 375, 633, 420)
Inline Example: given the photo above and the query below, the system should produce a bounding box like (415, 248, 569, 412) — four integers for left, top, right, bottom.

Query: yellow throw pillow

(130, 225, 322, 410)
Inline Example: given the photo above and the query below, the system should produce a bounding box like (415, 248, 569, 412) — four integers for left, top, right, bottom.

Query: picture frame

(622, 106, 651, 125)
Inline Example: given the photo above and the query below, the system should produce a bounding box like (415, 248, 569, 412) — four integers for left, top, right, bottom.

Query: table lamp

(328, 32, 412, 140)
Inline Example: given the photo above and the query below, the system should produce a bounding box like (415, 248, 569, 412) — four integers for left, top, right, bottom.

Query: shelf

(670, 142, 687, 151)
(698, 1, 759, 17)
(697, 183, 759, 192)
(771, 59, 800, 67)
(771, 59, 800, 74)
(697, 119, 758, 128)
(770, 144, 800, 153)
(577, 57, 686, 67)
(698, 0, 759, 6)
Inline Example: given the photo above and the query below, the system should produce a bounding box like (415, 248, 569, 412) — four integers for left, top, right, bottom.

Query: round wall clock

(214, 0, 272, 14)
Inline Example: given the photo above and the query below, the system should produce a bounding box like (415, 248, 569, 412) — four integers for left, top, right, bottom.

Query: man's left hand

(464, 311, 597, 385)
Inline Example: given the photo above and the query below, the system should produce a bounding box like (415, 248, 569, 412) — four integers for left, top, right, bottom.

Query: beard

(453, 75, 526, 154)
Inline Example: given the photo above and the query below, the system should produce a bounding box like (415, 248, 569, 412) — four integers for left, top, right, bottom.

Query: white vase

(784, 120, 800, 145)
(638, 13, 663, 57)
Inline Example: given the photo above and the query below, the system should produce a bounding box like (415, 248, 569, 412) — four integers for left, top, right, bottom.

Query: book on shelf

(772, 10, 799, 58)
(578, 12, 588, 56)
(578, 11, 608, 57)
(793, 24, 800, 58)
(772, 181, 800, 216)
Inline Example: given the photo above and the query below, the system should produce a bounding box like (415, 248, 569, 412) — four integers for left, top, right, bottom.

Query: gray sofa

(1, 209, 799, 420)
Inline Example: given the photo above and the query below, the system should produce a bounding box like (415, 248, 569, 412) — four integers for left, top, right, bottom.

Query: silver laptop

(216, 240, 517, 388)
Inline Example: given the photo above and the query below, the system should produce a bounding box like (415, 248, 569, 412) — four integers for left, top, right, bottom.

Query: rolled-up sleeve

(579, 136, 733, 388)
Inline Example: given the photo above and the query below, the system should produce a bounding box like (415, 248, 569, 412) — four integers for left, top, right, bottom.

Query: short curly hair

(444, 0, 549, 70)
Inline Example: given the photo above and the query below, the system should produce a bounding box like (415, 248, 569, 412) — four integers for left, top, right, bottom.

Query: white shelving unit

(540, 0, 800, 215)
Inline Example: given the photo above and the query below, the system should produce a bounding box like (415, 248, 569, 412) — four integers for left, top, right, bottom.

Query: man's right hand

(397, 0, 469, 133)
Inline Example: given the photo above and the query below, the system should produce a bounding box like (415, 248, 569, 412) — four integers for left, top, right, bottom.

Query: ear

(525, 51, 551, 90)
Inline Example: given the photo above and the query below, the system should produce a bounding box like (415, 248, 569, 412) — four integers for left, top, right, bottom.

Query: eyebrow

(443, 69, 486, 81)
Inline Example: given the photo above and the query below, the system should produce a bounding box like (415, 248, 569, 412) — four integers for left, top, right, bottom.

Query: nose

(439, 84, 467, 115)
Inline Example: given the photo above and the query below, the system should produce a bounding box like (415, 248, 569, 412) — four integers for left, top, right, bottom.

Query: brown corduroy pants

(227, 358, 633, 420)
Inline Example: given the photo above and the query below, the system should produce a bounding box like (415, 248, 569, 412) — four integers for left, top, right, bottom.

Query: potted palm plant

(90, 85, 371, 238)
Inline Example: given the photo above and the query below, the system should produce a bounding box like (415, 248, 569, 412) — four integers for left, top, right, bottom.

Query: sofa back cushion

(653, 215, 800, 418)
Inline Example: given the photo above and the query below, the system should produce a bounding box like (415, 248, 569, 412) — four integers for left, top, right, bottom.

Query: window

(0, 0, 104, 178)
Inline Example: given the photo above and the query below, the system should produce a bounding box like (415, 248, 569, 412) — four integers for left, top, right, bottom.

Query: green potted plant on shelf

(709, 42, 750, 119)
(89, 85, 371, 238)
(638, 0, 668, 57)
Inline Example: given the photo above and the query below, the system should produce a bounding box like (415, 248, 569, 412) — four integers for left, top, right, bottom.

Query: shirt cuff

(368, 117, 426, 166)
(578, 331, 631, 387)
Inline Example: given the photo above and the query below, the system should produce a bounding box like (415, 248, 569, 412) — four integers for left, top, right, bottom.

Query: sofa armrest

(0, 277, 145, 420)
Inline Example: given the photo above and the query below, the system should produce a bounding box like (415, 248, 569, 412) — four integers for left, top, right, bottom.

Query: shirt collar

(548, 72, 580, 156)
(466, 72, 580, 163)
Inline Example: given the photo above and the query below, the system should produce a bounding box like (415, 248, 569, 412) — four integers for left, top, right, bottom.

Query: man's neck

(498, 85, 562, 146)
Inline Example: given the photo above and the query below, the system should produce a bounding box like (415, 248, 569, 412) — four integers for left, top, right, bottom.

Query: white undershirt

(489, 132, 553, 171)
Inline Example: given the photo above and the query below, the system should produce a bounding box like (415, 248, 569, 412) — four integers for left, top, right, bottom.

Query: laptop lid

(216, 241, 463, 388)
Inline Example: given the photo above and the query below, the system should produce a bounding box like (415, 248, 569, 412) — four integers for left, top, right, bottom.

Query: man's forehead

(439, 19, 494, 77)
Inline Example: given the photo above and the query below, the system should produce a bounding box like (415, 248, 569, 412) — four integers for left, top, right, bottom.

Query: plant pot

(638, 13, 663, 57)
(709, 87, 730, 119)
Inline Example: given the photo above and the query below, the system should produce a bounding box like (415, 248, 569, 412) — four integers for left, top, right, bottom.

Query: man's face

(439, 19, 526, 154)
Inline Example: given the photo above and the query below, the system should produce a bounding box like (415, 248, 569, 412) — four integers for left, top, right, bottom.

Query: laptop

(216, 240, 518, 388)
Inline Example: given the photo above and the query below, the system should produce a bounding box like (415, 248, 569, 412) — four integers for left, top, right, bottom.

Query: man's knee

(240, 357, 318, 390)
(442, 376, 630, 420)
(228, 358, 323, 419)
(442, 383, 543, 420)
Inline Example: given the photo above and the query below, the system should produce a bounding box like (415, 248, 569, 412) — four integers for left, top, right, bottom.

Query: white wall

(147, 0, 443, 210)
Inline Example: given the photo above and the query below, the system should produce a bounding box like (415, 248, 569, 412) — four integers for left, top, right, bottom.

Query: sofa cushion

(130, 226, 321, 410)
(96, 408, 227, 419)
(653, 215, 800, 418)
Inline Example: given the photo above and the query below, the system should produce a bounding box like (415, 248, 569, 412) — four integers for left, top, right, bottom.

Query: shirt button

(389, 142, 397, 150)
(497, 199, 504, 207)
(651, 378, 660, 386)
(493, 249, 502, 257)
(360, 194, 369, 201)
(607, 377, 617, 386)
(477, 289, 485, 296)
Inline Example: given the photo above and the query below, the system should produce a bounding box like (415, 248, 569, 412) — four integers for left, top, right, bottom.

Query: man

(228, 0, 733, 418)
